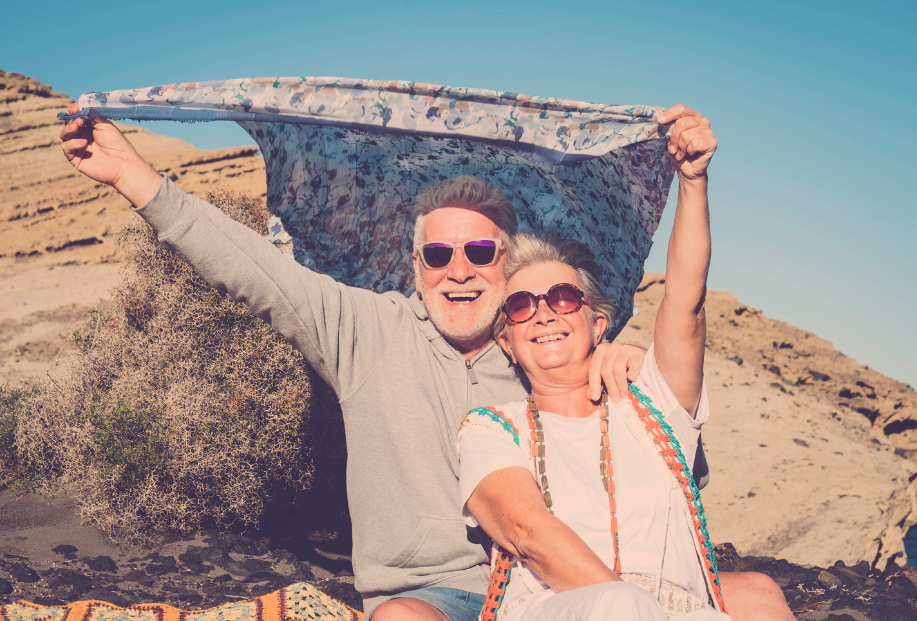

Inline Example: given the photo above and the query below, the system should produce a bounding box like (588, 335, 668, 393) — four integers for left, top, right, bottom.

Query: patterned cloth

(59, 77, 675, 338)
(0, 582, 362, 621)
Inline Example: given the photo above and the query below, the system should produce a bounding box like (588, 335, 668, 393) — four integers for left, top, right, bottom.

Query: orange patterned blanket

(0, 582, 363, 621)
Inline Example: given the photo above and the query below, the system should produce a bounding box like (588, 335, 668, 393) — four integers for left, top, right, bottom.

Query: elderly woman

(457, 109, 795, 621)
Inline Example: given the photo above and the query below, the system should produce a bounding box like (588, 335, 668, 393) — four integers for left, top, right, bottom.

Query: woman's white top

(458, 344, 710, 608)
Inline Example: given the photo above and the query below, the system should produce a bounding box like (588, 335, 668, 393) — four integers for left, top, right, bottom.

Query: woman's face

(498, 261, 607, 377)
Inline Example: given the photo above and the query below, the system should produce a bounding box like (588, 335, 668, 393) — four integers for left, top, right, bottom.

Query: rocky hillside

(0, 69, 265, 262)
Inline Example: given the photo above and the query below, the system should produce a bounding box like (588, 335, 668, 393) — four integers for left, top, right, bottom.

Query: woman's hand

(60, 103, 163, 206)
(657, 105, 717, 184)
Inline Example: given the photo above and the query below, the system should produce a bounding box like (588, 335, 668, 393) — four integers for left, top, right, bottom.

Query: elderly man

(60, 103, 791, 621)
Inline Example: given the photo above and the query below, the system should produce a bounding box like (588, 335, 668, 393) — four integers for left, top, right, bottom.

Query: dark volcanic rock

(218, 559, 251, 578)
(122, 569, 153, 586)
(204, 534, 267, 556)
(145, 556, 177, 575)
(10, 564, 39, 583)
(52, 545, 78, 556)
(84, 556, 118, 573)
(45, 568, 93, 599)
(0, 579, 11, 595)
(81, 589, 129, 607)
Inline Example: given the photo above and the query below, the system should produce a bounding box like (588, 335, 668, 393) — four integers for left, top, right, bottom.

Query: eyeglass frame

(414, 238, 504, 270)
(501, 283, 591, 325)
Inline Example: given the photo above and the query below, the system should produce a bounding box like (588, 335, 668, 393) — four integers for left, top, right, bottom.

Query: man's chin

(427, 306, 498, 349)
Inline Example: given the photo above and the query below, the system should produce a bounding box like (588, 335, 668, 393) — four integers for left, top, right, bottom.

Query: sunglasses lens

(422, 244, 454, 268)
(548, 285, 583, 314)
(504, 292, 537, 323)
(463, 240, 498, 266)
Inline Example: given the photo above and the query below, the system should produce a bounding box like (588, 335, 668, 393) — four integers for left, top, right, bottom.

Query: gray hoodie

(136, 177, 528, 617)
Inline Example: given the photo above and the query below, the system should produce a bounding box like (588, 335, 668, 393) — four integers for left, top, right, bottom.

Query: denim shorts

(371, 586, 486, 621)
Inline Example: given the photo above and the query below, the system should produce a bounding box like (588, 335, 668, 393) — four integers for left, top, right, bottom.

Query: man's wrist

(113, 155, 165, 207)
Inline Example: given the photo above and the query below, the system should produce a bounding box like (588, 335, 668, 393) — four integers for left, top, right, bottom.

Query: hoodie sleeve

(133, 176, 404, 398)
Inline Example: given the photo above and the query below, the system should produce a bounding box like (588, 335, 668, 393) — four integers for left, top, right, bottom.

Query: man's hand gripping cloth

(58, 76, 674, 340)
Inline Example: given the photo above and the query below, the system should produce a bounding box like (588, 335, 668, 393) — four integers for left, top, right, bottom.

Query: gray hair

(413, 176, 517, 247)
(494, 232, 616, 340)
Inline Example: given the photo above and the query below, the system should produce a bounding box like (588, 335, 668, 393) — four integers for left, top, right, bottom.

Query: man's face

(413, 207, 507, 353)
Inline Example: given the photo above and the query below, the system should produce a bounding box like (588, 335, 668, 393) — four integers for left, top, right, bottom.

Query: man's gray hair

(494, 232, 616, 340)
(413, 176, 517, 247)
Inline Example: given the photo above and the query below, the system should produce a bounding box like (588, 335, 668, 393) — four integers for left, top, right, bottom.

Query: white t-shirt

(458, 344, 710, 608)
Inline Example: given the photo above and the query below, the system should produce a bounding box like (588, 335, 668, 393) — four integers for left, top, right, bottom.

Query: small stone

(887, 575, 917, 593)
(0, 578, 11, 594)
(145, 556, 177, 575)
(242, 558, 272, 572)
(11, 564, 40, 583)
(244, 570, 285, 583)
(52, 544, 79, 556)
(84, 555, 118, 573)
(179, 550, 202, 564)
(218, 559, 251, 577)
(198, 546, 230, 565)
(29, 596, 67, 606)
(817, 569, 843, 590)
(123, 569, 153, 586)
(185, 562, 214, 574)
(81, 589, 129, 607)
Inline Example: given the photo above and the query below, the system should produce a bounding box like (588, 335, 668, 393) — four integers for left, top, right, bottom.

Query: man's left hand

(657, 105, 717, 182)
(589, 343, 648, 403)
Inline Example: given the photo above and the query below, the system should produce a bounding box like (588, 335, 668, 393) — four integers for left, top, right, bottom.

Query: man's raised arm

(60, 104, 396, 398)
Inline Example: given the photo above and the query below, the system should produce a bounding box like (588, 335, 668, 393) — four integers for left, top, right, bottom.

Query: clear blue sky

(4, 0, 916, 386)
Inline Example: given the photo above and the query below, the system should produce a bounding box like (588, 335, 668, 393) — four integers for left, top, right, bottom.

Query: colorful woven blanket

(59, 76, 675, 338)
(0, 582, 362, 621)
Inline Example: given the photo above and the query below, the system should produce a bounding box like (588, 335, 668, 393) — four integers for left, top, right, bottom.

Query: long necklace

(525, 391, 622, 574)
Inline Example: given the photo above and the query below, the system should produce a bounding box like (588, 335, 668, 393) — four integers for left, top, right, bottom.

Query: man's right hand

(60, 103, 164, 207)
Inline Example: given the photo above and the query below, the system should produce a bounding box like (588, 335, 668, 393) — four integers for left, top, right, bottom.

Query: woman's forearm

(511, 510, 622, 591)
(664, 175, 711, 313)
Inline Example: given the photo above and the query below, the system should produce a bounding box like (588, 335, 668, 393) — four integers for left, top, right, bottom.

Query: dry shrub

(15, 189, 346, 542)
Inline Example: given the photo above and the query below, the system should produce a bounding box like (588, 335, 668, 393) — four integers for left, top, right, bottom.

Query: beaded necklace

(524, 390, 622, 574)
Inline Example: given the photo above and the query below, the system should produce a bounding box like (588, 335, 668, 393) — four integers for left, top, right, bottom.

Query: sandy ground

(0, 254, 120, 384)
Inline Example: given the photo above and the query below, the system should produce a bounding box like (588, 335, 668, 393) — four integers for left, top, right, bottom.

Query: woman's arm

(653, 105, 718, 417)
(467, 467, 621, 591)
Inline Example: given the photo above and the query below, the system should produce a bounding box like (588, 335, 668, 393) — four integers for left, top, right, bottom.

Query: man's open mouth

(444, 291, 483, 303)
(534, 333, 569, 344)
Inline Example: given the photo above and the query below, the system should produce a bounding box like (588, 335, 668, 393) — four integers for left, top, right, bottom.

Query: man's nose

(447, 248, 475, 283)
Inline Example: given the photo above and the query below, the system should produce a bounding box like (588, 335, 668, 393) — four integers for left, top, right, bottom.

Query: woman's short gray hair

(413, 176, 517, 247)
(494, 232, 616, 340)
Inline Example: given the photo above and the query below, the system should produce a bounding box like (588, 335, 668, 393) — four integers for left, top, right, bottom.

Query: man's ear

(497, 330, 517, 364)
(413, 252, 422, 295)
(593, 312, 608, 346)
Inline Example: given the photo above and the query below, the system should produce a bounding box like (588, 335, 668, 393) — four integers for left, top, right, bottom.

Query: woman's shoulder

(459, 400, 529, 448)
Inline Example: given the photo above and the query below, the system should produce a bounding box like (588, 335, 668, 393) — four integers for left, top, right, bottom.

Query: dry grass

(6, 189, 346, 542)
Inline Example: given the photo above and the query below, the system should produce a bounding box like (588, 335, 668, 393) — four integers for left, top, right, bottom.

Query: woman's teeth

(535, 334, 568, 344)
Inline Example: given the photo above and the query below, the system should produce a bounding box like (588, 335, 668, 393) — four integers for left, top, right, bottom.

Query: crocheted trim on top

(460, 407, 521, 447)
(627, 381, 727, 614)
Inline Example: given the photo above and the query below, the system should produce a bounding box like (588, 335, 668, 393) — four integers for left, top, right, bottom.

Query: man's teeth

(535, 334, 568, 344)
(445, 292, 482, 302)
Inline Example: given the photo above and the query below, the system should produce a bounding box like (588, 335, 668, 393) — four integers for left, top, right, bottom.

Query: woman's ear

(593, 312, 608, 345)
(498, 330, 517, 364)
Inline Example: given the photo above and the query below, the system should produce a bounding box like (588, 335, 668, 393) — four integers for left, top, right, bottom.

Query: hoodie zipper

(465, 359, 479, 385)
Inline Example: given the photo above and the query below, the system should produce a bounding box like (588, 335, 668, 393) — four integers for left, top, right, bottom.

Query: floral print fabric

(59, 77, 675, 338)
